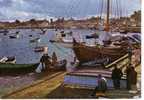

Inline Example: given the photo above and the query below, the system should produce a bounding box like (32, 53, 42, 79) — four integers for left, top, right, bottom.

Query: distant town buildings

(0, 10, 141, 32)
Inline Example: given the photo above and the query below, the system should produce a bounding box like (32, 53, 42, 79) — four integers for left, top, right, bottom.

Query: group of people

(40, 52, 58, 69)
(112, 64, 137, 90)
(91, 64, 138, 97)
(36, 52, 58, 73)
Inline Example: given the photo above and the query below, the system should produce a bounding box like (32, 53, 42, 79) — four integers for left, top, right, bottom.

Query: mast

(105, 0, 110, 32)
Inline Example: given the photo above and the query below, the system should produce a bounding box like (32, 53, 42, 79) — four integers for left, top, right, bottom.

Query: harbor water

(0, 28, 96, 96)
(0, 29, 141, 97)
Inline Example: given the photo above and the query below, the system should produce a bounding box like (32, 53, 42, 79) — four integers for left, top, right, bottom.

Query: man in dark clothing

(91, 74, 107, 97)
(125, 66, 132, 90)
(130, 67, 137, 90)
(40, 53, 51, 70)
(112, 65, 123, 89)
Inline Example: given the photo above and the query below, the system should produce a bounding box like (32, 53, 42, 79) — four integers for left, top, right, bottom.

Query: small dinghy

(0, 56, 16, 64)
(50, 31, 74, 48)
(29, 35, 33, 37)
(36, 59, 67, 73)
(9, 31, 20, 39)
(9, 35, 17, 39)
(34, 46, 48, 52)
(53, 59, 67, 70)
(30, 37, 40, 43)
(51, 52, 67, 70)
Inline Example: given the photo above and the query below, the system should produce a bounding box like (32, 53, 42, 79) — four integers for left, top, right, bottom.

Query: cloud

(0, 0, 141, 21)
(0, 0, 12, 7)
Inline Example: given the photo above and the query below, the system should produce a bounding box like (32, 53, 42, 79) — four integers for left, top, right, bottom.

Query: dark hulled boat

(0, 63, 39, 75)
(73, 39, 127, 65)
(72, 0, 130, 65)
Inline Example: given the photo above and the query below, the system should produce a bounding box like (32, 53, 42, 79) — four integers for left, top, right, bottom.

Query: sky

(0, 0, 141, 21)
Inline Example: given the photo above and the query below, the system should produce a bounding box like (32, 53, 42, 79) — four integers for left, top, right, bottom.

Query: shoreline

(0, 27, 141, 33)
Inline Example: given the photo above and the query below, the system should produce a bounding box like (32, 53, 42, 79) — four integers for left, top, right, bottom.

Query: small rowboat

(34, 46, 48, 52)
(9, 35, 17, 39)
(0, 63, 39, 75)
(36, 59, 67, 73)
(0, 56, 16, 64)
(53, 59, 67, 70)
(30, 37, 40, 43)
(29, 34, 33, 37)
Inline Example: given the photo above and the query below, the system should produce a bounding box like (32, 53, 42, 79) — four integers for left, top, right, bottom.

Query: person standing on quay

(51, 52, 58, 67)
(40, 53, 52, 70)
(125, 65, 132, 90)
(130, 67, 137, 91)
(112, 65, 123, 89)
(91, 74, 107, 97)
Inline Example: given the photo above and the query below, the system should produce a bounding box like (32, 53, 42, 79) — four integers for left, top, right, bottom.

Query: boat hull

(0, 63, 39, 75)
(9, 36, 17, 39)
(73, 42, 127, 64)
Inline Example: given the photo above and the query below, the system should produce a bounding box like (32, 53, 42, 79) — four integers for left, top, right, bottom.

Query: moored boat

(73, 38, 127, 65)
(0, 56, 16, 64)
(9, 31, 20, 39)
(72, 0, 133, 66)
(30, 37, 40, 43)
(36, 59, 67, 73)
(34, 46, 48, 52)
(50, 31, 74, 48)
(9, 35, 17, 39)
(52, 59, 67, 70)
(0, 63, 39, 75)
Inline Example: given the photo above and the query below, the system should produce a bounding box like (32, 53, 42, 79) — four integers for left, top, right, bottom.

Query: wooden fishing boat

(73, 39, 127, 65)
(0, 63, 39, 75)
(72, 0, 130, 65)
